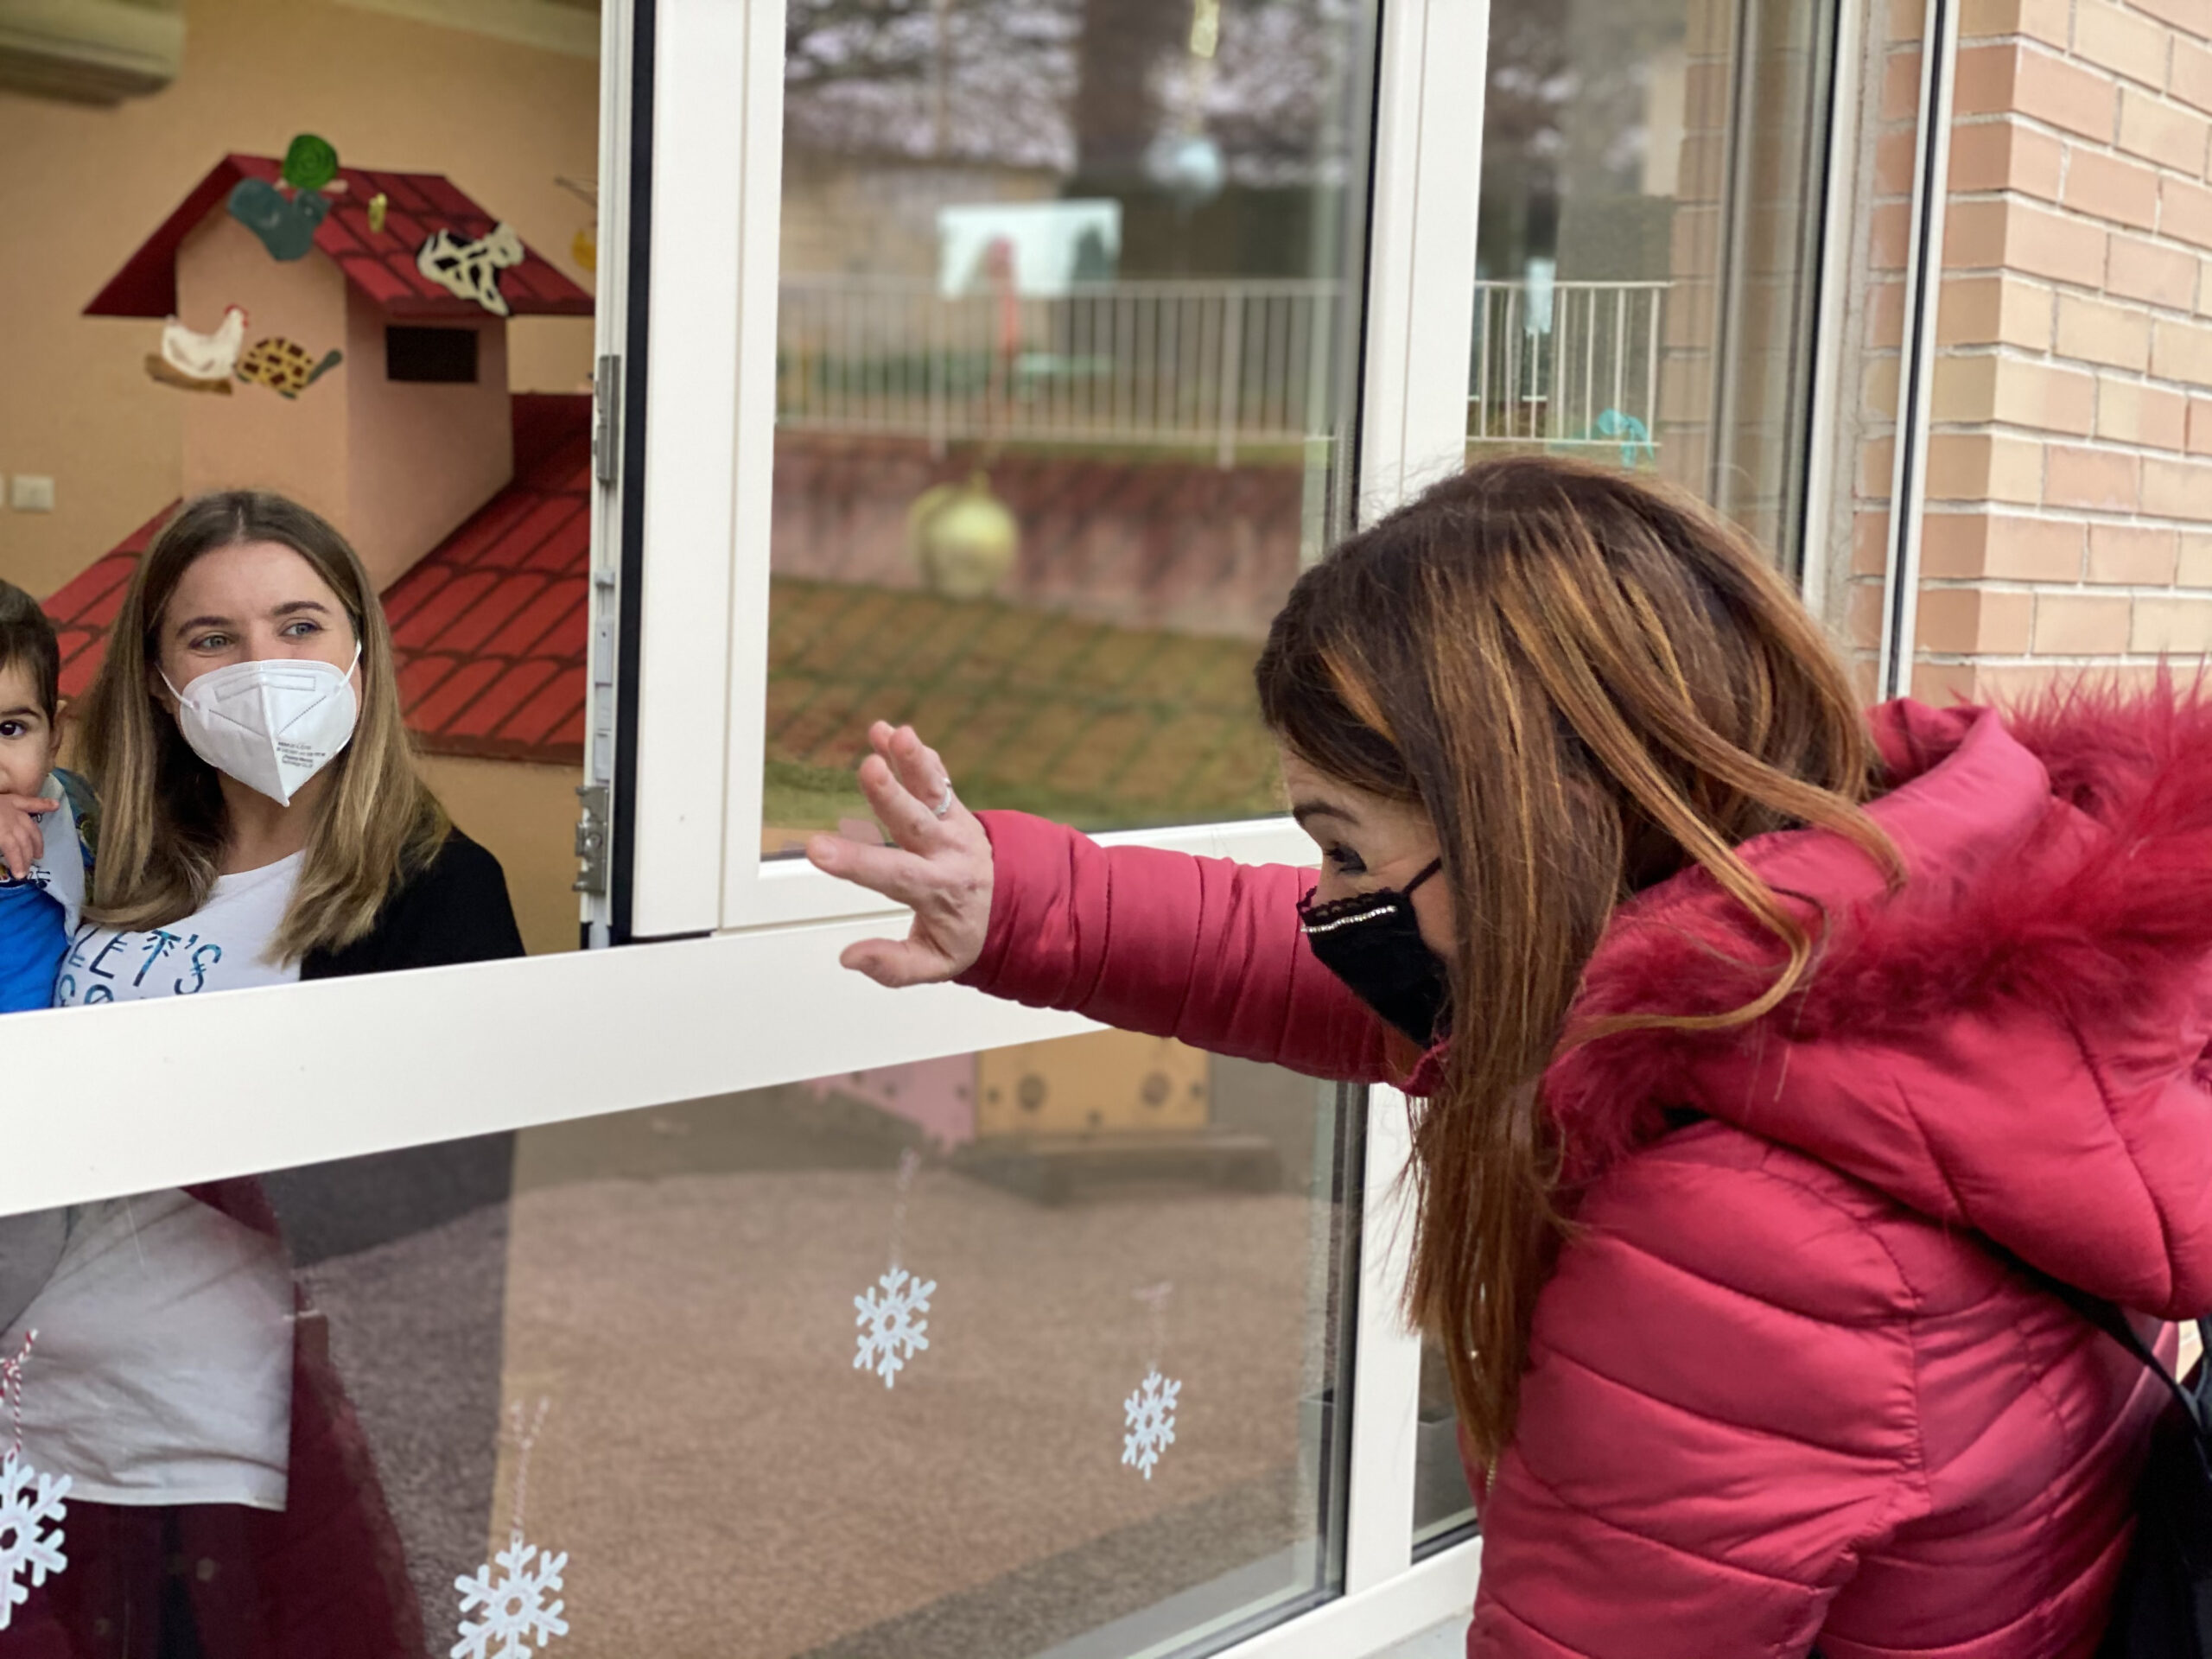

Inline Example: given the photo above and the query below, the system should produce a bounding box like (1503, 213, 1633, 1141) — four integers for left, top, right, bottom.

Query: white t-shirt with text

(3, 1192, 293, 1510)
(34, 853, 307, 1507)
(54, 851, 304, 1005)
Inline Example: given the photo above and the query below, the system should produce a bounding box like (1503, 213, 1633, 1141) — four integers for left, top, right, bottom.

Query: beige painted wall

(0, 0, 599, 602)
(416, 750, 580, 957)
(176, 212, 354, 529)
(344, 303, 513, 589)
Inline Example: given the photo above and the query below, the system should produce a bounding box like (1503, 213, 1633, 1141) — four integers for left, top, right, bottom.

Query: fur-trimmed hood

(1422, 685, 2212, 1318)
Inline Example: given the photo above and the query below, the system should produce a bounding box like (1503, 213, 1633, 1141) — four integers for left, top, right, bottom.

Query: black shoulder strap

(2032, 1268, 2208, 1435)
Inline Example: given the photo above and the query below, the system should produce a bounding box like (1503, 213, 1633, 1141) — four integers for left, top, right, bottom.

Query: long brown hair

(76, 492, 447, 963)
(1255, 454, 1898, 1461)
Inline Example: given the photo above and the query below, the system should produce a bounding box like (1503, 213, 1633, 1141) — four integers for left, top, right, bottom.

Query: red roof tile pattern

(41, 394, 594, 767)
(48, 512, 164, 703)
(85, 154, 593, 321)
(379, 392, 591, 763)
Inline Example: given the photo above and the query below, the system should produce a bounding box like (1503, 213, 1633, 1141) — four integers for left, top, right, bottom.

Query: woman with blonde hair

(813, 455, 2212, 1655)
(7, 491, 521, 1657)
(67, 489, 521, 991)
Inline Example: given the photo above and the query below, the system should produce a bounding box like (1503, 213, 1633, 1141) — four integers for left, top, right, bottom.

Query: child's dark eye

(0, 721, 26, 741)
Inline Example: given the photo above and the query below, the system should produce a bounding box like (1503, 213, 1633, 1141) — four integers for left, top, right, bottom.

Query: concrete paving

(296, 1078, 1354, 1658)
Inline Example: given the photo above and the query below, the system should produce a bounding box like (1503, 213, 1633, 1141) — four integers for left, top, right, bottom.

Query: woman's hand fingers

(874, 721, 954, 807)
(809, 722, 994, 986)
(862, 722, 967, 847)
(855, 753, 944, 854)
(807, 832, 934, 911)
(838, 933, 956, 988)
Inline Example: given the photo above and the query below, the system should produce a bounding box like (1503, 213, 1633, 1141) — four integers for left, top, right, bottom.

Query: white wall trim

(1798, 0, 1868, 613)
(1344, 1084, 1426, 1593)
(1355, 0, 1488, 520)
(1334, 0, 1489, 1599)
(1878, 0, 1959, 701)
(716, 0, 788, 930)
(1223, 1539, 1480, 1659)
(628, 0, 747, 936)
(0, 931, 1117, 1218)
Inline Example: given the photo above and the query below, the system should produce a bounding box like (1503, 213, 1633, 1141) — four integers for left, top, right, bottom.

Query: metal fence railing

(776, 276, 1341, 467)
(774, 276, 1671, 467)
(1468, 278, 1669, 462)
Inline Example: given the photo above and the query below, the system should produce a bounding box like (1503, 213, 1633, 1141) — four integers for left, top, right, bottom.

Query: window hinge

(592, 353, 622, 488)
(574, 783, 611, 896)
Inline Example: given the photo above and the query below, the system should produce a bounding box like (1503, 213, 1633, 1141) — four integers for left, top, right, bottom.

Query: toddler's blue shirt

(0, 877, 67, 1013)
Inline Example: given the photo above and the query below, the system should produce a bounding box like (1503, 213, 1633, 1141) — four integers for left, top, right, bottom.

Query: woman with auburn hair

(812, 455, 2212, 1655)
(4, 491, 522, 1657)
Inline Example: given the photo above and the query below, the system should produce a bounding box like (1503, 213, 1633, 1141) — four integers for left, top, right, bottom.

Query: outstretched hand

(0, 796, 54, 883)
(805, 722, 993, 988)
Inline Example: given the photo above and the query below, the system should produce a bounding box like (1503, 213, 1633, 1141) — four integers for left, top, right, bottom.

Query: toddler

(0, 580, 92, 1012)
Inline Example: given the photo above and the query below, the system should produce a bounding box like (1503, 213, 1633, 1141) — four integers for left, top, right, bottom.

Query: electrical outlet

(8, 476, 54, 512)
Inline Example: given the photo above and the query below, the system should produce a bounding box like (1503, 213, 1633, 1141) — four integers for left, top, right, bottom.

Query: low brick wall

(771, 435, 1307, 643)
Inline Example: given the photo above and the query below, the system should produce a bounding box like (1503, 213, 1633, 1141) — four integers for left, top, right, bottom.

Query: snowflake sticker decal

(1122, 1368, 1181, 1480)
(0, 1449, 69, 1630)
(855, 1265, 936, 1388)
(453, 1535, 569, 1659)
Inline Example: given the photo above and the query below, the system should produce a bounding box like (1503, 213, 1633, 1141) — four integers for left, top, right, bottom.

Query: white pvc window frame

(1, 0, 1496, 1650)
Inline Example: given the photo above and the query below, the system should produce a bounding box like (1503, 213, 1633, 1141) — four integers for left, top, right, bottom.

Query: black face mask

(1297, 858, 1449, 1047)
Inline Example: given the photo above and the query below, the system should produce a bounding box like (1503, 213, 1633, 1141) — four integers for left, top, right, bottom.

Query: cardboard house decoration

(52, 154, 598, 769)
(83, 152, 590, 590)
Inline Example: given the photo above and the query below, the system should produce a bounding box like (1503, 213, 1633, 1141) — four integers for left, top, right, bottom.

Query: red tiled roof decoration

(48, 509, 166, 703)
(382, 393, 591, 763)
(85, 154, 592, 321)
(40, 394, 594, 766)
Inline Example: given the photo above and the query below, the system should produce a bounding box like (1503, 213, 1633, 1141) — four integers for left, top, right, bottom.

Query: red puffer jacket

(957, 694, 2212, 1657)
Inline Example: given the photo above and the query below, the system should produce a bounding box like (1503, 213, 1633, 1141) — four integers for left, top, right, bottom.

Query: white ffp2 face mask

(162, 647, 362, 806)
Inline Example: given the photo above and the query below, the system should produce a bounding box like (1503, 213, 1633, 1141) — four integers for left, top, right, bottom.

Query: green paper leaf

(282, 133, 339, 192)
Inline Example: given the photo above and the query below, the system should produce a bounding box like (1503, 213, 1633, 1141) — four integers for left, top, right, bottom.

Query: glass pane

(1469, 0, 1836, 567)
(1, 0, 602, 1022)
(0, 1033, 1360, 1656)
(765, 1, 1377, 849)
(1411, 1335, 1479, 1555)
(1808, 0, 1936, 701)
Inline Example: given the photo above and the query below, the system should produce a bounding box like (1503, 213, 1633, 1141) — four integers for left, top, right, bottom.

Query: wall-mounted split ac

(0, 0, 183, 104)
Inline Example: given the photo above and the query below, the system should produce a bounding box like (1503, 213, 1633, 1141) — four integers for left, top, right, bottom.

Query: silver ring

(931, 780, 956, 819)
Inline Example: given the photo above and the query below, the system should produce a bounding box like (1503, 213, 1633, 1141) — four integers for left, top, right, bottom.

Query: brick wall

(1913, 0, 2212, 698)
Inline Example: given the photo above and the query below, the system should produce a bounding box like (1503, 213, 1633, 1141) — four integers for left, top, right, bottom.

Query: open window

(0, 0, 1870, 1650)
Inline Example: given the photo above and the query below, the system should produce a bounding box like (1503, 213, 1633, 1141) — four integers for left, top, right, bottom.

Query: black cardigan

(298, 828, 525, 980)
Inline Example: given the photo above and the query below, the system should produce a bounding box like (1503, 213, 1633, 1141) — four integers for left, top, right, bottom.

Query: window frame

(3, 0, 1873, 1645)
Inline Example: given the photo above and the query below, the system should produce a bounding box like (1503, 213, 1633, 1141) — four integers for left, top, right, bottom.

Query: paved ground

(296, 1075, 1352, 1659)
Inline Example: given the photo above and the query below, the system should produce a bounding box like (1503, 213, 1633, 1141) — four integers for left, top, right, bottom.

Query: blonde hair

(1255, 454, 1900, 1461)
(76, 492, 448, 963)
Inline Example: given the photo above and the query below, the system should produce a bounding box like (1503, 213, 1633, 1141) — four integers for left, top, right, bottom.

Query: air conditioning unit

(0, 0, 182, 104)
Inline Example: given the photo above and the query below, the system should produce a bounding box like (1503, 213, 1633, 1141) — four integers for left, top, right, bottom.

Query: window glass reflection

(0, 1035, 1359, 1656)
(1411, 1335, 1478, 1556)
(1471, 0, 1834, 565)
(766, 0, 1376, 848)
(2, 0, 602, 971)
